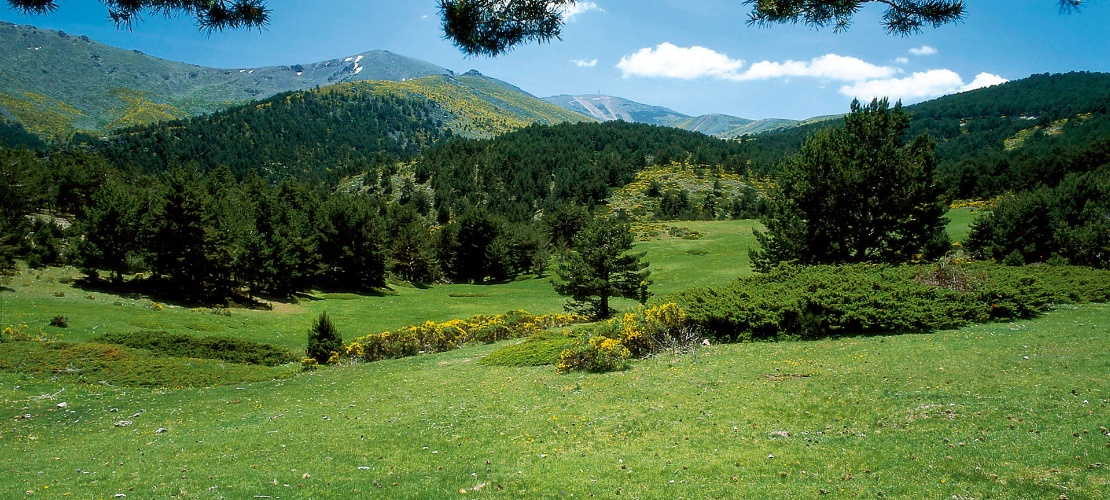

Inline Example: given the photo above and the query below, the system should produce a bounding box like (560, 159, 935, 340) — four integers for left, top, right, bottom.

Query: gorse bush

(345, 310, 585, 362)
(98, 331, 298, 366)
(306, 312, 343, 364)
(668, 262, 1110, 342)
(556, 303, 698, 372)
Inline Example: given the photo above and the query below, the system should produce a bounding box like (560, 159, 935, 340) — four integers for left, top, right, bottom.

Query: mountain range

(0, 21, 586, 140)
(542, 94, 803, 136)
(0, 21, 799, 141)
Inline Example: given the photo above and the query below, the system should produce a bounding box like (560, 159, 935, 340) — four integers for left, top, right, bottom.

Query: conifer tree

(554, 216, 650, 319)
(751, 98, 949, 271)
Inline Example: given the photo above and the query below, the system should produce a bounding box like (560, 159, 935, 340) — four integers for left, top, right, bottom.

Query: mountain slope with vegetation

(0, 21, 452, 139)
(733, 72, 1110, 196)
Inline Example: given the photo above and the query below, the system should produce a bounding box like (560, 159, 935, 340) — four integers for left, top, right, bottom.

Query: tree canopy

(554, 216, 650, 320)
(751, 98, 949, 271)
(7, 0, 268, 32)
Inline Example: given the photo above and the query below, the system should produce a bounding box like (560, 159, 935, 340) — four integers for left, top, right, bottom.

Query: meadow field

(2, 210, 1108, 498)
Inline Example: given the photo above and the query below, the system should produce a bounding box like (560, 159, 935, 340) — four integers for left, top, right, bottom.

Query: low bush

(556, 332, 631, 373)
(668, 262, 1110, 341)
(97, 331, 298, 366)
(479, 330, 580, 367)
(345, 311, 586, 362)
(0, 341, 297, 388)
(555, 303, 701, 372)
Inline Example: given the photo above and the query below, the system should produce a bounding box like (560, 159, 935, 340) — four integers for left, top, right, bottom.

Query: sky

(2, 0, 1108, 120)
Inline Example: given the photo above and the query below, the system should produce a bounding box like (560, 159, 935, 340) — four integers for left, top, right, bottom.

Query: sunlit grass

(1, 304, 1105, 497)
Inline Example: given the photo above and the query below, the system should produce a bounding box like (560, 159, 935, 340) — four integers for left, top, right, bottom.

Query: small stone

(155, 427, 167, 433)
(57, 402, 67, 409)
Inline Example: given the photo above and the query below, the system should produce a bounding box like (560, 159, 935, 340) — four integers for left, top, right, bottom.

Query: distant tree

(0, 148, 40, 273)
(317, 194, 388, 291)
(554, 216, 650, 320)
(75, 177, 149, 282)
(7, 0, 268, 32)
(966, 166, 1109, 268)
(386, 203, 440, 285)
(751, 98, 949, 271)
(542, 203, 590, 250)
(150, 167, 229, 299)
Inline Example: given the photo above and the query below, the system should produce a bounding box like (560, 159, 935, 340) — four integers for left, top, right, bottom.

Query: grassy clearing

(0, 220, 761, 354)
(1, 304, 1106, 497)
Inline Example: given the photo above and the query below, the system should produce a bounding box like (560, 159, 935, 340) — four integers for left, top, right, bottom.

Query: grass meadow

(3, 209, 1108, 498)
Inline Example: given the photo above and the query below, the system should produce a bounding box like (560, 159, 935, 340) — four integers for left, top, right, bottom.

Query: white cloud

(961, 72, 1008, 91)
(894, 57, 910, 65)
(617, 45, 896, 83)
(840, 69, 1008, 100)
(561, 2, 601, 20)
(617, 43, 744, 80)
(572, 58, 598, 68)
(738, 54, 896, 81)
(909, 45, 938, 56)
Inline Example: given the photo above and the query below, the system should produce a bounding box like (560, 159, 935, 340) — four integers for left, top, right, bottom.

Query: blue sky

(3, 0, 1108, 120)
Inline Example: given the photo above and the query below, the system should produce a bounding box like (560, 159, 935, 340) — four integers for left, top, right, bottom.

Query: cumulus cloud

(840, 70, 1008, 100)
(909, 45, 938, 56)
(572, 58, 598, 68)
(894, 57, 910, 65)
(617, 45, 895, 83)
(738, 54, 896, 81)
(561, 2, 601, 20)
(962, 72, 1008, 91)
(617, 43, 745, 79)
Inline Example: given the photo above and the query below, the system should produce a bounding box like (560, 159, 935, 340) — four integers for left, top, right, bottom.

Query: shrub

(668, 262, 1110, 342)
(556, 333, 631, 373)
(49, 316, 69, 328)
(479, 330, 580, 367)
(1, 324, 34, 343)
(306, 312, 343, 364)
(97, 331, 298, 366)
(344, 310, 586, 362)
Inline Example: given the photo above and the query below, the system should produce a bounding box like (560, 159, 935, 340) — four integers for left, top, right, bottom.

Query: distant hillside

(94, 72, 593, 183)
(0, 22, 450, 139)
(367, 72, 594, 138)
(542, 94, 799, 138)
(413, 120, 752, 221)
(733, 72, 1110, 197)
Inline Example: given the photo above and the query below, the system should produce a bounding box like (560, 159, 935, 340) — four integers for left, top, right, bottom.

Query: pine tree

(751, 98, 949, 271)
(554, 216, 650, 319)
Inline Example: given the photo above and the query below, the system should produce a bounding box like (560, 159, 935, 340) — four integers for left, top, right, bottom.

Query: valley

(1, 14, 1108, 499)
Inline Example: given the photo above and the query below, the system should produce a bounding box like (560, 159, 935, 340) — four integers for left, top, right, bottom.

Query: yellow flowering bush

(556, 333, 631, 373)
(344, 310, 587, 362)
(1, 324, 34, 343)
(558, 303, 696, 372)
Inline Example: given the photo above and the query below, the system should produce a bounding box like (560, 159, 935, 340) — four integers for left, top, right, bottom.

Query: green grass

(3, 217, 1106, 496)
(1, 304, 1106, 497)
(946, 206, 979, 246)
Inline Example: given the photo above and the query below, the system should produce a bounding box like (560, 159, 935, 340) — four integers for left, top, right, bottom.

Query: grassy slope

(1, 304, 1105, 497)
(1, 215, 1107, 497)
(0, 220, 760, 352)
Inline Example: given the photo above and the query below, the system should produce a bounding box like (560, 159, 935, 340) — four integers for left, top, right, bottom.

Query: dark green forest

(413, 121, 752, 222)
(93, 87, 453, 184)
(1, 72, 1108, 305)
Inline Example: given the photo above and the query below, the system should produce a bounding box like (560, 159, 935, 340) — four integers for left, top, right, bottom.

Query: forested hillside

(96, 87, 452, 184)
(413, 121, 752, 222)
(735, 72, 1110, 199)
